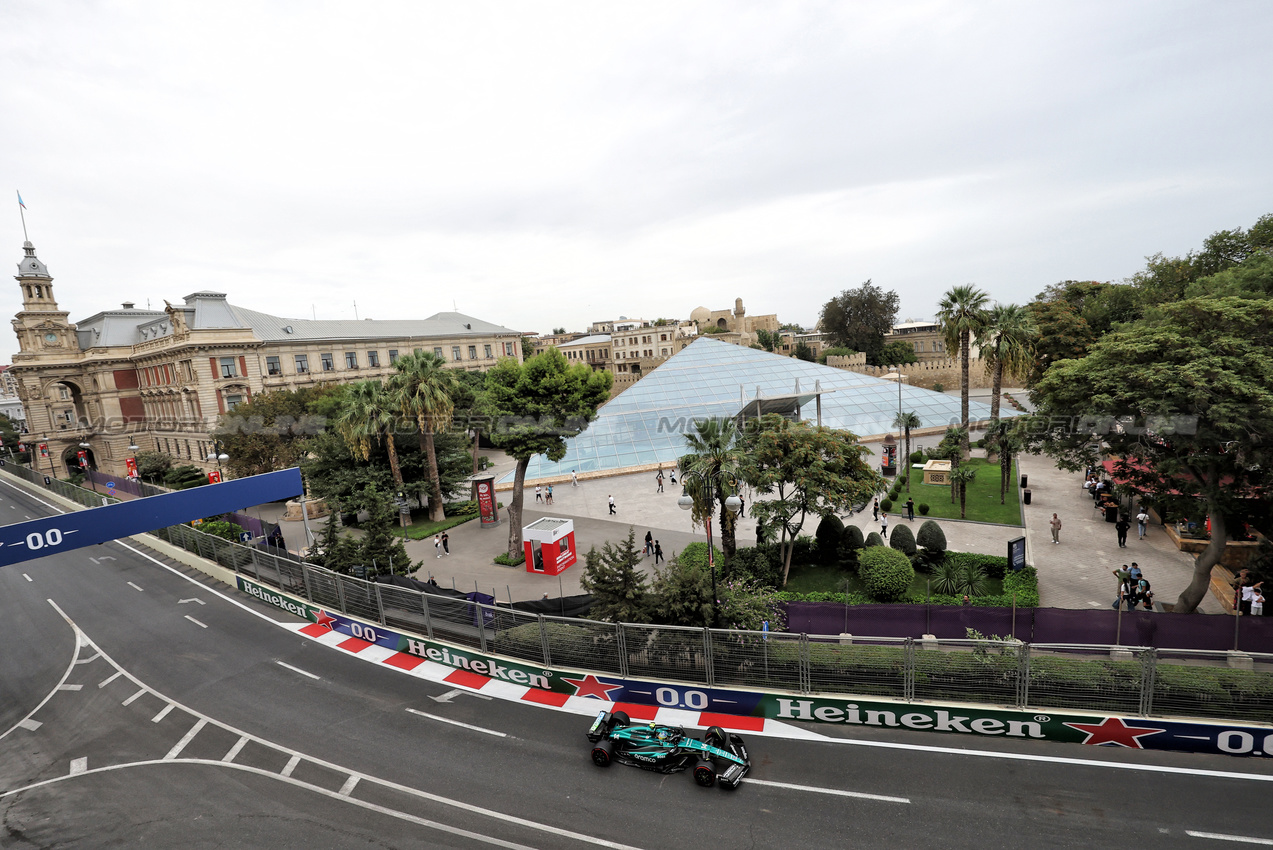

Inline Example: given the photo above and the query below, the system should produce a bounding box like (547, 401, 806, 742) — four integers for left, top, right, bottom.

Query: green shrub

(880, 498, 893, 512)
(910, 451, 924, 463)
(932, 561, 988, 597)
(858, 546, 915, 603)
(815, 514, 845, 565)
(789, 535, 815, 566)
(919, 503, 930, 515)
(946, 551, 1011, 580)
(840, 524, 865, 551)
(493, 551, 525, 566)
(865, 531, 884, 548)
(889, 524, 916, 556)
(1002, 566, 1040, 606)
(678, 541, 723, 572)
(730, 546, 783, 589)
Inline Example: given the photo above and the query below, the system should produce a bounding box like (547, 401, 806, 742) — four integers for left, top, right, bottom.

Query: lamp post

(207, 439, 229, 483)
(78, 440, 97, 493)
(127, 439, 141, 489)
(677, 470, 743, 628)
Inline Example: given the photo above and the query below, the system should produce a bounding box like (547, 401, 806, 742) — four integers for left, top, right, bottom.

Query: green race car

(586, 710, 751, 789)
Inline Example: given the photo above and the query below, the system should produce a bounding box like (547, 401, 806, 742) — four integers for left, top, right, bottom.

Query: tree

(817, 346, 855, 365)
(739, 414, 882, 585)
(817, 280, 900, 363)
(679, 417, 746, 571)
(134, 450, 172, 483)
(755, 328, 779, 352)
(302, 429, 396, 515)
(552, 327, 567, 335)
(948, 465, 977, 519)
(976, 303, 1037, 434)
(1029, 295, 1273, 613)
(394, 351, 458, 522)
(878, 341, 917, 367)
(358, 488, 413, 574)
(937, 284, 990, 457)
(892, 411, 921, 493)
(333, 380, 406, 498)
(485, 347, 612, 557)
(858, 546, 914, 602)
(793, 341, 815, 362)
(985, 418, 1023, 505)
(652, 544, 716, 627)
(579, 528, 652, 623)
(214, 385, 337, 478)
(0, 414, 27, 463)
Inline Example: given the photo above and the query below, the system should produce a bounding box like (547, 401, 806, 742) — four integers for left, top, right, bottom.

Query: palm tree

(393, 351, 458, 522)
(678, 417, 745, 573)
(985, 418, 1023, 504)
(936, 284, 990, 457)
(333, 379, 406, 496)
(893, 411, 922, 492)
(949, 465, 977, 519)
(976, 304, 1037, 449)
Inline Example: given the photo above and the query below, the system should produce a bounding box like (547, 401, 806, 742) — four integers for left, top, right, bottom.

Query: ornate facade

(9, 240, 522, 477)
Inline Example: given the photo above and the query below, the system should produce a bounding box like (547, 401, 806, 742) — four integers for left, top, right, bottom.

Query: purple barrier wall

(783, 602, 1273, 652)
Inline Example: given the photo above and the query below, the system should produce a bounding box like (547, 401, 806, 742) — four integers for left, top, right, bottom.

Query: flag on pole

(17, 191, 26, 209)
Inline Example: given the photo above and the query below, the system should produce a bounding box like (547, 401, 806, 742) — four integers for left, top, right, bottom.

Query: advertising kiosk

(522, 517, 577, 576)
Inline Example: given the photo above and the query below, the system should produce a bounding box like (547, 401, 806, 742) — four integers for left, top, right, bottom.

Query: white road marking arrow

(428, 688, 492, 704)
(178, 598, 206, 605)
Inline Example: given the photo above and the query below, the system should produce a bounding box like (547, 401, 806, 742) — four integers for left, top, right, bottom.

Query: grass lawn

(893, 457, 1021, 526)
(392, 512, 477, 540)
(783, 562, 1004, 598)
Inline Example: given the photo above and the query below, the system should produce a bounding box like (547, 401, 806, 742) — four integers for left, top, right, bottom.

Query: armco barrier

(3, 461, 1272, 752)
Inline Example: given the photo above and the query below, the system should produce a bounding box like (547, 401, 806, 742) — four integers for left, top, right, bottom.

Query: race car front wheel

(591, 740, 614, 767)
(702, 726, 727, 748)
(693, 761, 716, 787)
(610, 711, 630, 729)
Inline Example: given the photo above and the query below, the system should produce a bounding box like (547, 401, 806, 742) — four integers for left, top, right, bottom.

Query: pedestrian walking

(1050, 513, 1062, 544)
(644, 530, 653, 556)
(608, 494, 616, 515)
(545, 484, 553, 505)
(1111, 565, 1134, 610)
(572, 469, 578, 487)
(1136, 507, 1148, 539)
(441, 531, 450, 555)
(670, 470, 677, 485)
(656, 470, 664, 493)
(535, 485, 543, 502)
(1115, 515, 1130, 548)
(905, 497, 915, 521)
(880, 512, 888, 537)
(653, 540, 664, 564)
(434, 534, 442, 558)
(873, 499, 880, 521)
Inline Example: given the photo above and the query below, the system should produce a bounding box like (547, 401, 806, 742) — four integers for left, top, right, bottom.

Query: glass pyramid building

(506, 337, 1000, 482)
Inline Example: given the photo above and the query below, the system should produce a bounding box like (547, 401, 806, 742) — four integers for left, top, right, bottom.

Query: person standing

(653, 540, 664, 564)
(608, 494, 616, 515)
(1136, 507, 1149, 539)
(572, 469, 578, 487)
(535, 485, 543, 502)
(1050, 513, 1062, 544)
(872, 499, 880, 521)
(545, 484, 553, 505)
(905, 497, 915, 521)
(1111, 565, 1131, 609)
(434, 534, 442, 559)
(441, 531, 450, 555)
(656, 470, 664, 493)
(880, 512, 888, 538)
(644, 530, 653, 557)
(1115, 514, 1130, 548)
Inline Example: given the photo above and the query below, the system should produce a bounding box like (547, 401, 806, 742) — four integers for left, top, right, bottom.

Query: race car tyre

(693, 761, 716, 788)
(591, 740, 614, 767)
(610, 711, 630, 729)
(702, 726, 727, 748)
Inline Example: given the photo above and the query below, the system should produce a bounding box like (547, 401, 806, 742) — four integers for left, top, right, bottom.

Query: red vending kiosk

(522, 518, 576, 576)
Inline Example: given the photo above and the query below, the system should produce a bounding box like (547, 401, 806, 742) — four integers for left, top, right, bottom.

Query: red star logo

(312, 610, 338, 630)
(561, 674, 624, 700)
(1063, 717, 1166, 748)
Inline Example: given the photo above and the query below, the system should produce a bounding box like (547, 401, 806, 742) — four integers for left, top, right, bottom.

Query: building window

(452, 346, 461, 361)
(345, 351, 358, 369)
(660, 334, 668, 342)
(368, 351, 380, 367)
(58, 385, 71, 400)
(504, 342, 514, 356)
(226, 394, 243, 411)
(484, 344, 492, 359)
(434, 347, 443, 358)
(468, 345, 477, 360)
(266, 356, 282, 376)
(388, 349, 399, 364)
(321, 353, 334, 371)
(219, 357, 238, 378)
(63, 409, 73, 422)
(295, 355, 309, 374)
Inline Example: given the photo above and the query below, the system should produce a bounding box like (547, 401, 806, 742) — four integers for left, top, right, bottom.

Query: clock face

(44, 333, 58, 343)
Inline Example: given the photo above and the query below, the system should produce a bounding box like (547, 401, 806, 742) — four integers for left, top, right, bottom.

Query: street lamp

(127, 439, 141, 487)
(78, 440, 97, 493)
(207, 439, 229, 482)
(677, 471, 743, 628)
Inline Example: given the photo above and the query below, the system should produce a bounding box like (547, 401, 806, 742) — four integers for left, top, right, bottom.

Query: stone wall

(827, 354, 991, 391)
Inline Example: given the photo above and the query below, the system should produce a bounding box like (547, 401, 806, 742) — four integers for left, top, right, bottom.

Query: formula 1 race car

(586, 710, 751, 789)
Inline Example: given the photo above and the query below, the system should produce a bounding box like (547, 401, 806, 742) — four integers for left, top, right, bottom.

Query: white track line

(276, 661, 320, 680)
(406, 708, 507, 737)
(745, 778, 909, 803)
(1186, 831, 1273, 845)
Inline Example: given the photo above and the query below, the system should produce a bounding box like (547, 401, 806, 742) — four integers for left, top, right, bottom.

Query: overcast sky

(2, 1, 1270, 365)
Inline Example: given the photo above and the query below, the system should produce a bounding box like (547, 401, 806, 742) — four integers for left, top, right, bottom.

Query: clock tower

(12, 240, 77, 359)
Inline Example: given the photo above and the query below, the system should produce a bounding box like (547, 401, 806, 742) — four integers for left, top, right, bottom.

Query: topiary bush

(839, 524, 866, 568)
(815, 514, 845, 565)
(910, 451, 924, 463)
(919, 503, 930, 515)
(916, 520, 947, 572)
(865, 531, 885, 548)
(889, 523, 916, 557)
(880, 498, 893, 513)
(858, 546, 915, 603)
(729, 546, 783, 589)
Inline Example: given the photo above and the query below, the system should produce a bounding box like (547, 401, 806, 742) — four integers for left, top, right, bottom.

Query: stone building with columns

(8, 240, 522, 477)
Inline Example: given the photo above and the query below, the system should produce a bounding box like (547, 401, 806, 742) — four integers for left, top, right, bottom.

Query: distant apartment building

(8, 239, 522, 477)
(557, 334, 613, 371)
(884, 321, 970, 362)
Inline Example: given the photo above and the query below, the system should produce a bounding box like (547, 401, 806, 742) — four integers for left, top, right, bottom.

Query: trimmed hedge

(858, 546, 915, 603)
(889, 524, 917, 556)
(865, 531, 885, 548)
(815, 514, 845, 565)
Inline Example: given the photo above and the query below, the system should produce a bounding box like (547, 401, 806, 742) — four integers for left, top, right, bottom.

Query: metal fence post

(538, 614, 552, 667)
(1140, 648, 1157, 716)
(1017, 642, 1031, 708)
(703, 628, 715, 688)
(335, 573, 348, 616)
(373, 582, 386, 626)
(477, 602, 489, 654)
(421, 592, 434, 640)
(799, 633, 811, 694)
(616, 623, 629, 679)
(302, 563, 315, 604)
(903, 637, 916, 703)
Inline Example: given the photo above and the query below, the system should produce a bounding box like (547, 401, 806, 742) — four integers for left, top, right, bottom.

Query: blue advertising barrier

(0, 468, 303, 569)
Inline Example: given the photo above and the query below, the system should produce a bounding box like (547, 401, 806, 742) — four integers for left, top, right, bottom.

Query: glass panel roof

(503, 337, 1006, 482)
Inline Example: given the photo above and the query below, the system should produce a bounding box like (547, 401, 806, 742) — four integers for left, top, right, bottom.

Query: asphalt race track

(2, 478, 1272, 849)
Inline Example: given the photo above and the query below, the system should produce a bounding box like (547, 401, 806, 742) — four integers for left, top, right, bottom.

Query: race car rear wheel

(610, 711, 630, 729)
(702, 726, 727, 747)
(693, 761, 716, 787)
(591, 740, 614, 767)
